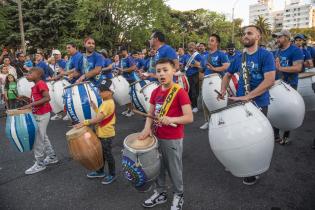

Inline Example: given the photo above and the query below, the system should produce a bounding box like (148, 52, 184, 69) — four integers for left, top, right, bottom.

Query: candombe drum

(47, 81, 63, 114)
(202, 74, 227, 112)
(111, 75, 131, 106)
(209, 102, 274, 177)
(64, 82, 102, 123)
(122, 133, 161, 192)
(268, 80, 305, 131)
(130, 80, 158, 113)
(297, 72, 315, 111)
(174, 73, 189, 92)
(66, 126, 103, 170)
(5, 109, 38, 152)
(17, 77, 34, 98)
(52, 79, 71, 108)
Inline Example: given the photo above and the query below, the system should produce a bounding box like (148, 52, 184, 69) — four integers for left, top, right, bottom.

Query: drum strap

(98, 111, 115, 127)
(241, 52, 251, 95)
(184, 51, 199, 71)
(158, 83, 181, 118)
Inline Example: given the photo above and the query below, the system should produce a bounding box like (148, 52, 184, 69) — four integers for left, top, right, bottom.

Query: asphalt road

(0, 105, 315, 210)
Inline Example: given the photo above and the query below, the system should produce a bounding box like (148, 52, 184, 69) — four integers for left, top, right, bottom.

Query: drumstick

(214, 89, 223, 97)
(132, 109, 178, 128)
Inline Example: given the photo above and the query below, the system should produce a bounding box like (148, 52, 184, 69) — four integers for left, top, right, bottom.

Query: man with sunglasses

(13, 52, 29, 79)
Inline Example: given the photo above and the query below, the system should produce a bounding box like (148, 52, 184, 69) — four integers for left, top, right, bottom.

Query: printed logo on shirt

(247, 61, 263, 80)
(211, 56, 219, 66)
(280, 56, 289, 67)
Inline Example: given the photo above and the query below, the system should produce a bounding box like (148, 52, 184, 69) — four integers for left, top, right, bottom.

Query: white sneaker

(171, 194, 184, 210)
(121, 110, 129, 116)
(192, 108, 198, 113)
(43, 156, 58, 166)
(125, 111, 134, 117)
(25, 162, 46, 175)
(200, 122, 209, 130)
(62, 115, 70, 121)
(50, 113, 62, 120)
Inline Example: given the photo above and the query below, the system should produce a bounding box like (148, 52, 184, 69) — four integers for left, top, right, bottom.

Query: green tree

(254, 15, 272, 44)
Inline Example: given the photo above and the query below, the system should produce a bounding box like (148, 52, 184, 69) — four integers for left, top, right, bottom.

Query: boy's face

(27, 70, 40, 81)
(1, 66, 9, 74)
(99, 90, 112, 99)
(156, 63, 175, 86)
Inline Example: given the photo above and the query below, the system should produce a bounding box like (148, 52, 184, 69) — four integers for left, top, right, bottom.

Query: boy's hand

(138, 129, 151, 140)
(159, 116, 174, 126)
(19, 104, 32, 110)
(74, 122, 84, 129)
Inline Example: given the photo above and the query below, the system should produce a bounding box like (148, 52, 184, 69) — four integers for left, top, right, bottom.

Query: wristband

(83, 120, 90, 126)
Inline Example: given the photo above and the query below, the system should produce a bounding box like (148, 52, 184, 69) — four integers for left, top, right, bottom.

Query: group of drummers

(3, 25, 315, 210)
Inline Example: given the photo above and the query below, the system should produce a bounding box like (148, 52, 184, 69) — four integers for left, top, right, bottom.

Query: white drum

(17, 77, 34, 98)
(202, 74, 227, 112)
(268, 80, 305, 131)
(53, 79, 70, 108)
(139, 82, 158, 113)
(47, 82, 63, 114)
(209, 102, 274, 177)
(297, 72, 315, 111)
(111, 75, 131, 106)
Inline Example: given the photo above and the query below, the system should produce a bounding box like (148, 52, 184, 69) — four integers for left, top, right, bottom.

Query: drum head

(65, 81, 91, 89)
(124, 133, 155, 150)
(66, 126, 90, 141)
(203, 73, 220, 79)
(298, 72, 315, 79)
(7, 109, 32, 116)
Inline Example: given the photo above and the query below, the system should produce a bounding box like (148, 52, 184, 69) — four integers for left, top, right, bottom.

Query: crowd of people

(1, 26, 315, 210)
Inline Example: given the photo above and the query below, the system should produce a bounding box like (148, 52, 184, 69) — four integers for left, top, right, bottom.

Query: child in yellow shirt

(76, 79, 116, 184)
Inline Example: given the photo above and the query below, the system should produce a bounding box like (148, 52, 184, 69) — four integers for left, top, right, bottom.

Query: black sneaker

(171, 194, 184, 210)
(243, 176, 259, 186)
(142, 190, 167, 208)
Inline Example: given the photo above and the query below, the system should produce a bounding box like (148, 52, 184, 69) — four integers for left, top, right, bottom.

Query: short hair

(188, 42, 196, 47)
(243, 25, 262, 35)
(84, 36, 94, 44)
(210, 34, 221, 44)
(152, 31, 166, 43)
(66, 42, 77, 48)
(199, 42, 206, 46)
(30, 67, 44, 77)
(155, 58, 175, 68)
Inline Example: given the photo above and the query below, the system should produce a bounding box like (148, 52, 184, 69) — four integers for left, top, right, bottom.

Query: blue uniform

(226, 50, 242, 64)
(135, 58, 145, 70)
(86, 52, 104, 86)
(56, 59, 66, 70)
(36, 60, 54, 81)
(202, 50, 229, 76)
(273, 45, 304, 87)
(65, 51, 86, 84)
(144, 57, 157, 82)
(228, 48, 275, 107)
(102, 58, 113, 79)
(120, 56, 138, 82)
(155, 44, 177, 63)
(183, 53, 202, 76)
(307, 46, 315, 60)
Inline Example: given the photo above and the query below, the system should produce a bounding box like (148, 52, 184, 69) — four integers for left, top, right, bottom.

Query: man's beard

(86, 47, 94, 53)
(243, 40, 255, 48)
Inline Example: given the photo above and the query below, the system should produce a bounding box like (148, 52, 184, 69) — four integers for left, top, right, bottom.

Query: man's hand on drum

(206, 63, 215, 71)
(77, 74, 86, 83)
(229, 95, 250, 102)
(138, 128, 151, 140)
(217, 89, 226, 101)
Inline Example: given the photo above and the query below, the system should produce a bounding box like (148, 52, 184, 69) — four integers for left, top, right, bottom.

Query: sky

(166, 0, 310, 25)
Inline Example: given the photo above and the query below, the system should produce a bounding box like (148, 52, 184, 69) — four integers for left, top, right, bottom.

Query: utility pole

(17, 0, 26, 53)
(231, 0, 240, 43)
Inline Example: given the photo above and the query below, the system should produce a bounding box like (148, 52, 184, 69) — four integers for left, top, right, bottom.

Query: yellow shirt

(95, 99, 116, 138)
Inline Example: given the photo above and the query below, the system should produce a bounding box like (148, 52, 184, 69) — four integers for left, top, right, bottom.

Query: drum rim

(7, 109, 32, 116)
(129, 80, 150, 87)
(65, 81, 92, 89)
(210, 101, 252, 114)
(140, 82, 158, 93)
(203, 73, 221, 79)
(298, 72, 315, 79)
(123, 133, 158, 153)
(66, 126, 91, 141)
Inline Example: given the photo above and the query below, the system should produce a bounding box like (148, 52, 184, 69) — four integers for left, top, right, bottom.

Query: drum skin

(111, 76, 131, 106)
(5, 109, 38, 152)
(268, 80, 305, 130)
(64, 82, 102, 123)
(47, 82, 63, 114)
(174, 74, 189, 92)
(202, 74, 227, 112)
(17, 77, 34, 98)
(209, 102, 274, 177)
(122, 133, 161, 192)
(297, 72, 315, 111)
(66, 126, 104, 171)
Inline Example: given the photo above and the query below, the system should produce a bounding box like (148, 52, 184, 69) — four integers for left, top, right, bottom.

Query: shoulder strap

(98, 110, 115, 128)
(158, 83, 181, 118)
(184, 52, 199, 71)
(241, 52, 251, 95)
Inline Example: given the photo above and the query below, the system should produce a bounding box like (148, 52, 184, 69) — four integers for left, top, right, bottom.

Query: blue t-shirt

(228, 48, 276, 107)
(144, 57, 158, 82)
(56, 59, 66, 70)
(179, 54, 188, 65)
(24, 60, 33, 68)
(120, 56, 138, 81)
(200, 51, 209, 58)
(155, 44, 177, 63)
(86, 52, 104, 86)
(36, 60, 54, 81)
(65, 51, 86, 84)
(273, 45, 304, 86)
(102, 58, 113, 79)
(135, 58, 145, 70)
(202, 50, 229, 76)
(226, 50, 242, 64)
(307, 46, 315, 60)
(183, 53, 202, 76)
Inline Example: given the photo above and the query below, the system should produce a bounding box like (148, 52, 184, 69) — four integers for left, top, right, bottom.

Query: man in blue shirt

(52, 49, 66, 74)
(272, 30, 304, 145)
(293, 34, 314, 70)
(226, 42, 241, 64)
(198, 42, 208, 58)
(131, 50, 145, 72)
(177, 47, 187, 69)
(35, 51, 54, 81)
(76, 37, 104, 86)
(200, 34, 230, 130)
(63, 43, 85, 84)
(100, 49, 113, 79)
(182, 42, 202, 113)
(142, 48, 158, 82)
(220, 25, 276, 186)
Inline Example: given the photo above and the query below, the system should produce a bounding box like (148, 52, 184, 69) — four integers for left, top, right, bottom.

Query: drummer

(139, 58, 193, 210)
(20, 67, 58, 174)
(76, 37, 104, 86)
(200, 34, 230, 130)
(142, 48, 158, 82)
(99, 49, 113, 79)
(293, 34, 314, 70)
(219, 25, 276, 185)
(75, 79, 116, 184)
(272, 29, 304, 145)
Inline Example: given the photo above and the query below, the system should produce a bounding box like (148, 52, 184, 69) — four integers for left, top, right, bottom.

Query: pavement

(0, 105, 315, 210)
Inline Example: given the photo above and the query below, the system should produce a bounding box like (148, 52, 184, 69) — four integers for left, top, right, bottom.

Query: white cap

(52, 49, 61, 55)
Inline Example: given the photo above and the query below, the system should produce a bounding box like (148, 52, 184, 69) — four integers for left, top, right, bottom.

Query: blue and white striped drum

(130, 80, 158, 113)
(64, 82, 102, 123)
(5, 109, 38, 152)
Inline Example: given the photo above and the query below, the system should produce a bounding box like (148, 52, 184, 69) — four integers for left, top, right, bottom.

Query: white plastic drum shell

(47, 82, 63, 114)
(112, 76, 131, 106)
(268, 80, 305, 130)
(17, 77, 34, 98)
(139, 82, 158, 113)
(297, 75, 315, 111)
(202, 74, 227, 112)
(53, 80, 70, 108)
(209, 103, 274, 177)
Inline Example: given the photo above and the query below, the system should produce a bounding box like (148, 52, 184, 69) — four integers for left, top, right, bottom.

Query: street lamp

(231, 0, 240, 43)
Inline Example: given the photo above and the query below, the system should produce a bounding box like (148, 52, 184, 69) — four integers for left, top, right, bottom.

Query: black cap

(99, 79, 113, 92)
(226, 43, 235, 49)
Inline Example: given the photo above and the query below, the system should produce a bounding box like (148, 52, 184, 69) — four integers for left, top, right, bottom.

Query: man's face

(3, 58, 10, 66)
(1, 66, 8, 74)
(121, 50, 128, 57)
(199, 44, 206, 52)
(208, 36, 218, 50)
(188, 44, 195, 53)
(178, 48, 184, 56)
(294, 38, 303, 47)
(149, 33, 158, 49)
(85, 39, 95, 53)
(66, 45, 76, 55)
(35, 54, 42, 62)
(18, 54, 25, 62)
(156, 63, 176, 86)
(242, 27, 260, 48)
(149, 49, 156, 57)
(227, 48, 235, 55)
(53, 54, 61, 60)
(132, 53, 139, 59)
(276, 35, 288, 49)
